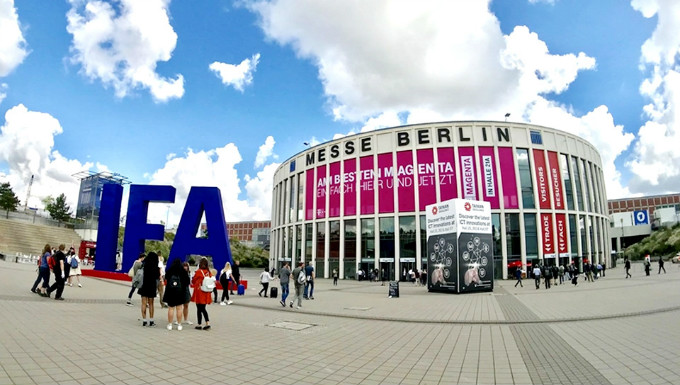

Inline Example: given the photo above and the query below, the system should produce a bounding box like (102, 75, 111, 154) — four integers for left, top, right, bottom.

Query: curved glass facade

(271, 122, 610, 280)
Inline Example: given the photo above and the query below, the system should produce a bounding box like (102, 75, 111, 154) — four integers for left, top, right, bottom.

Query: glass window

(399, 216, 416, 268)
(505, 213, 521, 262)
(361, 218, 375, 260)
(569, 214, 577, 258)
(524, 213, 538, 259)
(295, 224, 302, 262)
(287, 226, 293, 261)
(289, 174, 296, 223)
(492, 213, 502, 279)
(561, 154, 574, 210)
(582, 160, 591, 212)
(344, 220, 356, 279)
(516, 149, 535, 209)
(571, 157, 584, 211)
(305, 224, 313, 261)
(379, 217, 395, 280)
(579, 216, 587, 259)
(297, 172, 304, 221)
(420, 216, 427, 270)
(329, 221, 340, 277)
(316, 222, 326, 277)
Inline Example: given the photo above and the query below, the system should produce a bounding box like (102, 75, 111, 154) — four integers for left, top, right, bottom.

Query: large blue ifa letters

(95, 184, 232, 273)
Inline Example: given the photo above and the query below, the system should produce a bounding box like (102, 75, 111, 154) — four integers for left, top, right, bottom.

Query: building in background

(608, 193, 680, 256)
(271, 121, 610, 280)
(224, 221, 271, 249)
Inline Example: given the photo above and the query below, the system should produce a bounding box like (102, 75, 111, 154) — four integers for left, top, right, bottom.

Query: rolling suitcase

(270, 286, 278, 299)
(237, 284, 245, 295)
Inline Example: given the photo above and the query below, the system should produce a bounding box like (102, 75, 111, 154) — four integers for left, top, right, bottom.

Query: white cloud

(145, 143, 277, 226)
(0, 104, 94, 210)
(0, 0, 28, 77)
(254, 135, 276, 168)
(209, 53, 261, 92)
(66, 0, 184, 102)
(626, 0, 680, 193)
(0, 83, 7, 104)
(247, 0, 632, 198)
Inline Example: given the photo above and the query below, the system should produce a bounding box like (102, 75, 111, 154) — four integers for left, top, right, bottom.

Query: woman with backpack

(138, 252, 160, 327)
(67, 248, 82, 287)
(191, 257, 213, 330)
(31, 244, 52, 297)
(163, 258, 189, 331)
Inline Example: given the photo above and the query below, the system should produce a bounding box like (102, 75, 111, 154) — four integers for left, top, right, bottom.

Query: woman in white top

(67, 249, 83, 287)
(219, 262, 234, 305)
(258, 267, 273, 297)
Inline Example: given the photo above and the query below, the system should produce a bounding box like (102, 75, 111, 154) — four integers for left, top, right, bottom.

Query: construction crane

(24, 174, 33, 210)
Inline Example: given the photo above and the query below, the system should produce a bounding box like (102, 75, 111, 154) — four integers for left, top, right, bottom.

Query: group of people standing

(127, 252, 242, 331)
(30, 243, 83, 300)
(516, 261, 605, 289)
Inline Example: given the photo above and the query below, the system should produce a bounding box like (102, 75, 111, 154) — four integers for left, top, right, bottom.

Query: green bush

(624, 224, 680, 260)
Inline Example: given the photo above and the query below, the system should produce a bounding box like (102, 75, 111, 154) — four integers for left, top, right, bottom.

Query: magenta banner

(377, 153, 394, 213)
(416, 149, 436, 211)
(328, 162, 341, 217)
(343, 158, 357, 216)
(305, 169, 315, 220)
(497, 147, 518, 209)
(315, 164, 326, 219)
(533, 149, 551, 209)
(396, 151, 415, 212)
(547, 151, 564, 210)
(437, 147, 457, 201)
(359, 155, 375, 215)
(458, 147, 478, 200)
(478, 147, 499, 209)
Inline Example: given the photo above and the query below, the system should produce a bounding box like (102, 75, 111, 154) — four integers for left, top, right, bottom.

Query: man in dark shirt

(303, 262, 315, 300)
(47, 244, 67, 300)
(231, 260, 241, 295)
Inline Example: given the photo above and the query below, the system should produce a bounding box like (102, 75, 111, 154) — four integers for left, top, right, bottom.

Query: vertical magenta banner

(547, 151, 564, 210)
(315, 165, 326, 219)
(305, 169, 315, 220)
(497, 147, 518, 209)
(343, 158, 356, 216)
(328, 162, 341, 217)
(458, 147, 477, 200)
(533, 149, 551, 209)
(478, 147, 500, 209)
(541, 213, 555, 257)
(555, 213, 568, 256)
(396, 151, 415, 212)
(377, 153, 394, 213)
(359, 155, 375, 215)
(416, 149, 436, 211)
(437, 147, 457, 201)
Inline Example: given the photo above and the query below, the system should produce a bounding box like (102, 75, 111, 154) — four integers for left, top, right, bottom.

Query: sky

(0, 0, 678, 227)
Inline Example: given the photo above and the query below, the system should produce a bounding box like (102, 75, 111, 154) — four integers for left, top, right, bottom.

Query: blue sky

(0, 0, 678, 226)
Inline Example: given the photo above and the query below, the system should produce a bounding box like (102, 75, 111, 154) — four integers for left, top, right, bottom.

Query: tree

(45, 193, 73, 224)
(0, 182, 21, 218)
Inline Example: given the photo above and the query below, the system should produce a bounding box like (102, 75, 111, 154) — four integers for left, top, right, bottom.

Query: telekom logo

(432, 206, 438, 215)
(464, 202, 472, 211)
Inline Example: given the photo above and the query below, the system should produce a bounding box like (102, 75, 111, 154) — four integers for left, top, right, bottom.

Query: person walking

(601, 262, 606, 277)
(514, 268, 523, 287)
(163, 259, 189, 331)
(191, 257, 213, 330)
(303, 261, 315, 300)
(231, 260, 241, 295)
(278, 262, 291, 307)
(126, 253, 145, 306)
(658, 257, 666, 274)
(644, 258, 651, 276)
(290, 262, 305, 309)
(625, 258, 632, 278)
(543, 265, 551, 289)
(138, 252, 160, 326)
(31, 244, 52, 296)
(46, 244, 67, 300)
(219, 262, 234, 305)
(67, 248, 83, 287)
(258, 267, 273, 297)
(333, 268, 339, 286)
(533, 265, 541, 290)
(558, 264, 565, 285)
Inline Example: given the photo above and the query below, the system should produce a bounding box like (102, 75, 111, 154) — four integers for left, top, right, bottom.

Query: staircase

(0, 218, 82, 257)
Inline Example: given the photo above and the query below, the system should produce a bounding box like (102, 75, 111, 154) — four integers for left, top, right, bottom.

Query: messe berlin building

(270, 121, 610, 280)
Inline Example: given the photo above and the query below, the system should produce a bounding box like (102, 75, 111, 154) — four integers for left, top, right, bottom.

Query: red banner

(555, 213, 568, 257)
(547, 151, 564, 210)
(541, 213, 555, 258)
(533, 149, 551, 209)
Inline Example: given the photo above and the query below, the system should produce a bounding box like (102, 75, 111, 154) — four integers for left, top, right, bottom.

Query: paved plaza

(0, 260, 679, 385)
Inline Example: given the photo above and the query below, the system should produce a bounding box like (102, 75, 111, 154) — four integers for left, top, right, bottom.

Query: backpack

(47, 255, 56, 270)
(70, 256, 79, 269)
(297, 269, 306, 285)
(167, 274, 182, 293)
(200, 271, 216, 292)
(132, 268, 144, 288)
